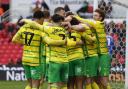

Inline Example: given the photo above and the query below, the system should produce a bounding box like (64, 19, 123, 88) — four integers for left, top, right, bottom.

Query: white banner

(10, 0, 93, 22)
(10, 0, 32, 22)
(0, 65, 26, 81)
(45, 0, 89, 14)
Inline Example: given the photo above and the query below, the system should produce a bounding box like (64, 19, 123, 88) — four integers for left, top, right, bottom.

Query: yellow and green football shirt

(43, 26, 68, 63)
(21, 20, 67, 63)
(75, 16, 109, 54)
(12, 24, 66, 66)
(67, 31, 84, 61)
(81, 24, 98, 57)
(12, 24, 46, 66)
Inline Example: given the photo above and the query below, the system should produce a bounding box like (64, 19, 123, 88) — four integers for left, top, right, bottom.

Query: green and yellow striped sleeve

(12, 27, 23, 44)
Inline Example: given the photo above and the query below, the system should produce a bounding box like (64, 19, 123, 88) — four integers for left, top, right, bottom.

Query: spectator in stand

(32, 1, 42, 13)
(41, 0, 49, 11)
(77, 1, 89, 14)
(64, 4, 70, 12)
(0, 0, 9, 11)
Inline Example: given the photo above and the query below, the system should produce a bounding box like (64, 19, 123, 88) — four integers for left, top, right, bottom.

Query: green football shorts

(84, 56, 99, 77)
(98, 54, 111, 76)
(48, 62, 69, 83)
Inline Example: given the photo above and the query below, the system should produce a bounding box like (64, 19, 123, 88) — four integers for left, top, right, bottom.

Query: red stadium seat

(0, 54, 10, 65)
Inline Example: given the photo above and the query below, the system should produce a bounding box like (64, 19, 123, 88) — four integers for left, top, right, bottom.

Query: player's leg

(23, 65, 32, 89)
(48, 62, 62, 89)
(25, 79, 32, 89)
(84, 58, 93, 89)
(67, 61, 75, 89)
(84, 56, 99, 89)
(39, 56, 46, 89)
(91, 81, 100, 89)
(75, 76, 84, 89)
(67, 77, 75, 89)
(95, 76, 103, 89)
(74, 59, 84, 89)
(31, 66, 42, 89)
(91, 56, 100, 89)
(61, 63, 69, 89)
(98, 54, 111, 89)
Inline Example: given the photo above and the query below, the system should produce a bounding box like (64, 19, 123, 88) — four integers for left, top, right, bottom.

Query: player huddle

(12, 7, 111, 89)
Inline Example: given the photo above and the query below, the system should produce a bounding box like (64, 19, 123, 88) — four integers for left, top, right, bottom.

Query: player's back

(82, 24, 98, 57)
(67, 31, 84, 61)
(19, 24, 44, 66)
(44, 26, 68, 63)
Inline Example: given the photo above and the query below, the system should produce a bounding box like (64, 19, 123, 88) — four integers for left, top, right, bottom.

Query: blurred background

(0, 0, 128, 89)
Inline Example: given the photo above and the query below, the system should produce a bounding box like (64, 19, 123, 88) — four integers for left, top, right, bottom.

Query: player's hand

(21, 19, 31, 24)
(64, 38, 67, 45)
(65, 16, 72, 22)
(61, 22, 72, 30)
(76, 40, 84, 45)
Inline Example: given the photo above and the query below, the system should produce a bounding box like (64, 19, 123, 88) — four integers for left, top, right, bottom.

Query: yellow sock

(107, 83, 111, 89)
(91, 82, 99, 89)
(85, 84, 92, 89)
(97, 83, 103, 89)
(25, 85, 31, 89)
(51, 87, 58, 89)
(39, 84, 42, 89)
(50, 84, 59, 89)
(61, 84, 67, 89)
(74, 86, 76, 89)
(61, 86, 67, 89)
(39, 86, 41, 89)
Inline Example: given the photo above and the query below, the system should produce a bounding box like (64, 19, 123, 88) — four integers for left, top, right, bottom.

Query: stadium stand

(0, 22, 23, 65)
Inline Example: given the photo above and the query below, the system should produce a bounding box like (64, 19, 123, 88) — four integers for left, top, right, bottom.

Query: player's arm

(82, 32, 96, 43)
(44, 36, 66, 46)
(71, 24, 85, 32)
(12, 27, 23, 44)
(41, 33, 66, 46)
(61, 21, 85, 32)
(67, 38, 84, 47)
(74, 15, 95, 28)
(67, 32, 84, 47)
(22, 19, 44, 31)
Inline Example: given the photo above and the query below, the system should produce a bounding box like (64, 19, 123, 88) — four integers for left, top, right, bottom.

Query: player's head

(70, 17, 80, 25)
(51, 14, 64, 24)
(65, 11, 74, 17)
(93, 9, 105, 21)
(43, 10, 50, 19)
(65, 11, 80, 25)
(33, 10, 44, 24)
(54, 7, 65, 17)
